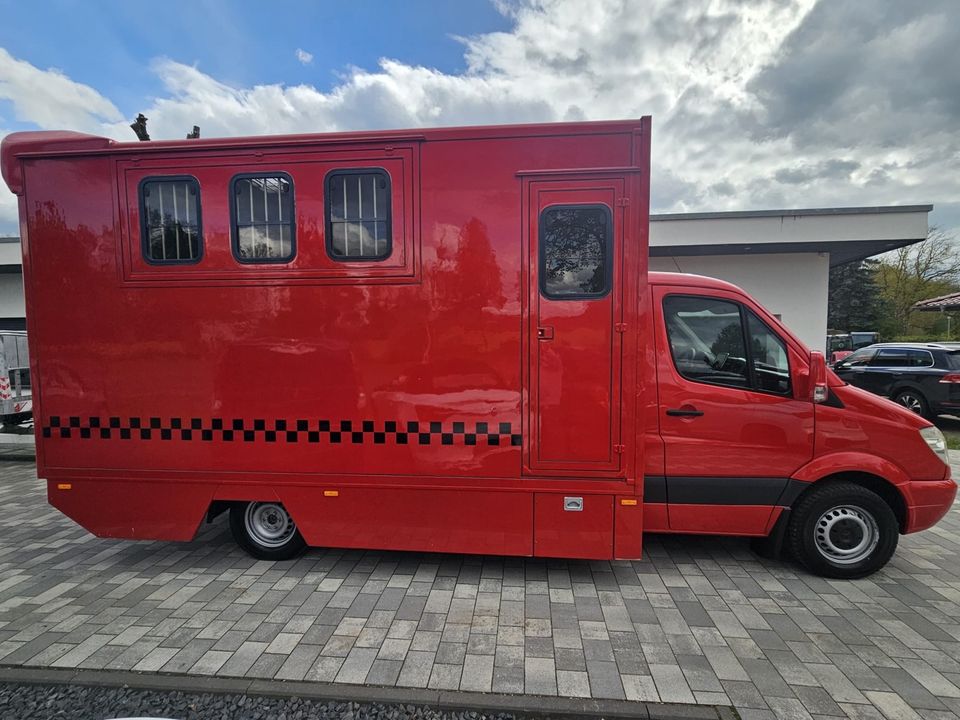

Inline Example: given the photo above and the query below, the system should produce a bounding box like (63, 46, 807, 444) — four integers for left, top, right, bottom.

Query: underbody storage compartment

(533, 492, 614, 559)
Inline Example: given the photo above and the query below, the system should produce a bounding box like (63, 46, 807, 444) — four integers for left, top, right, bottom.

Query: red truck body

(2, 118, 954, 575)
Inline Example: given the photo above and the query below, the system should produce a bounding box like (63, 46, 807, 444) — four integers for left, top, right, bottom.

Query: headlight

(920, 426, 949, 466)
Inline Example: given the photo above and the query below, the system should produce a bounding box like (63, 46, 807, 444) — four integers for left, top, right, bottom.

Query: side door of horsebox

(653, 285, 814, 535)
(524, 174, 627, 558)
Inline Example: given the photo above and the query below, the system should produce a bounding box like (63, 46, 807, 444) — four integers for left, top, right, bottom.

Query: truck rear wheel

(230, 502, 307, 560)
(787, 481, 898, 579)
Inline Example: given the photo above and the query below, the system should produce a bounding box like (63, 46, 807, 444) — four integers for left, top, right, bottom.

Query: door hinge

(614, 444, 625, 454)
(617, 197, 630, 207)
(615, 322, 627, 333)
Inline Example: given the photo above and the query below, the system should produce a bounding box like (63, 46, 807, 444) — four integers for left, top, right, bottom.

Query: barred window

(140, 177, 202, 263)
(232, 174, 295, 263)
(326, 169, 391, 260)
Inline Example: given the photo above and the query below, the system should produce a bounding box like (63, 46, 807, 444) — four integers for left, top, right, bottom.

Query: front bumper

(902, 477, 958, 533)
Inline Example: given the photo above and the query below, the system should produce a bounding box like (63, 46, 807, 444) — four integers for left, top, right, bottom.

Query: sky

(1, 0, 958, 237)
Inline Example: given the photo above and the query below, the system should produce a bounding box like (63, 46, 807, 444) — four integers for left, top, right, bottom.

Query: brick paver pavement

(2, 454, 960, 720)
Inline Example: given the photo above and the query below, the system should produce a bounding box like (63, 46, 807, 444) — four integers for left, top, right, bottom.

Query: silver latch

(564, 497, 583, 512)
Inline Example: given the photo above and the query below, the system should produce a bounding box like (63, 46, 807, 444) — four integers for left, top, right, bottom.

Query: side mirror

(810, 351, 828, 403)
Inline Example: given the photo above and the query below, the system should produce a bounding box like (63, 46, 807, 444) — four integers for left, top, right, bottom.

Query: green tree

(827, 259, 885, 332)
(874, 227, 960, 338)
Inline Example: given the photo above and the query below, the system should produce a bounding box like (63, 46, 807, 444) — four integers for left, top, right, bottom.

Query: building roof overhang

(650, 205, 932, 267)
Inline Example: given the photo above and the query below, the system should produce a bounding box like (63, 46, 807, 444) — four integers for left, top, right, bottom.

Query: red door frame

(522, 175, 626, 478)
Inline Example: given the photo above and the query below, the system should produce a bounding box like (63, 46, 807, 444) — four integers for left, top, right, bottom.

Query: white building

(0, 204, 931, 348)
(0, 236, 24, 331)
(649, 205, 931, 348)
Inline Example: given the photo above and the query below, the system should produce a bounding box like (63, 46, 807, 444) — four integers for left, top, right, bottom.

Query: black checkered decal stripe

(41, 416, 522, 446)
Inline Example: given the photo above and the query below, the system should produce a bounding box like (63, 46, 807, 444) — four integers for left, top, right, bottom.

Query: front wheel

(787, 481, 898, 579)
(230, 501, 307, 560)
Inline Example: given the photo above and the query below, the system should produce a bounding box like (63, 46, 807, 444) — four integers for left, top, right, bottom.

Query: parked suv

(833, 342, 960, 418)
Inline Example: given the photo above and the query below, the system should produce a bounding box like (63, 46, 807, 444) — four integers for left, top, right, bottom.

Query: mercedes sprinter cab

(646, 271, 956, 578)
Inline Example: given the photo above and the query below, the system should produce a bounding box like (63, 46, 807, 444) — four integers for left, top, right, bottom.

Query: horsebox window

(140, 177, 202, 264)
(539, 204, 612, 299)
(326, 169, 392, 260)
(232, 173, 296, 263)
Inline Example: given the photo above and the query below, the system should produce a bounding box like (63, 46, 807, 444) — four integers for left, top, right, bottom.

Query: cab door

(526, 178, 624, 475)
(653, 286, 814, 534)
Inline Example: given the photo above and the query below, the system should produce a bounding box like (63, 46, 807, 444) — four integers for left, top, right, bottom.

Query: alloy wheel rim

(244, 502, 296, 548)
(897, 394, 922, 414)
(814, 504, 878, 565)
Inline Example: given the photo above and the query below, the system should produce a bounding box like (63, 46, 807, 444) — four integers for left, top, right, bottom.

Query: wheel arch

(760, 453, 913, 556)
(792, 471, 907, 533)
(888, 382, 929, 407)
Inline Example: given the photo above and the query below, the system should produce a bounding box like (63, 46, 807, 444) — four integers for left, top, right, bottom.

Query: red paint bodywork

(2, 118, 955, 560)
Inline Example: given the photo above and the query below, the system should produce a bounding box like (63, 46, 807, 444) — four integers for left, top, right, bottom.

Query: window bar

(157, 185, 166, 260)
(183, 183, 198, 260)
(172, 183, 182, 260)
(342, 178, 348, 256)
(358, 176, 364, 256)
(262, 180, 270, 258)
(372, 176, 379, 256)
(277, 180, 284, 258)
(248, 180, 255, 256)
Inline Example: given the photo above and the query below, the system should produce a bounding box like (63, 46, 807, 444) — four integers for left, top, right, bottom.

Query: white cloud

(295, 48, 313, 66)
(2, 0, 960, 236)
(0, 48, 122, 132)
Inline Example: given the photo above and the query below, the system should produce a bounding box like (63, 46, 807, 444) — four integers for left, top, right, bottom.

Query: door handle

(537, 326, 554, 340)
(666, 407, 704, 417)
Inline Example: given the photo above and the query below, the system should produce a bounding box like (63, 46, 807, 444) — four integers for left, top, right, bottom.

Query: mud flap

(751, 507, 791, 560)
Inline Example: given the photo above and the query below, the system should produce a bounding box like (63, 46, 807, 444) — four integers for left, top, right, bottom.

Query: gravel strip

(0, 682, 525, 720)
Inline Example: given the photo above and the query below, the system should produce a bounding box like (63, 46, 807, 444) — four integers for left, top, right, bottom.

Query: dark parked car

(833, 342, 960, 418)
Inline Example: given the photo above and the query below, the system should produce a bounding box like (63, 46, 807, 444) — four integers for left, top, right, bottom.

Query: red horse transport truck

(2, 118, 955, 578)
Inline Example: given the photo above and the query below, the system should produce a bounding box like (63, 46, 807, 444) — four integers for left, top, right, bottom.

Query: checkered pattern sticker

(41, 416, 522, 446)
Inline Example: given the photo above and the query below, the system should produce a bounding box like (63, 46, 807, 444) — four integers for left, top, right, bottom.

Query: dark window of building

(232, 174, 295, 263)
(140, 177, 202, 263)
(326, 169, 391, 260)
(539, 205, 612, 299)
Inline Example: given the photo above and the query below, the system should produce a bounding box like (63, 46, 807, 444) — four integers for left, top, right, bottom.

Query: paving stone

(459, 653, 494, 692)
(335, 646, 378, 684)
(525, 656, 558, 695)
(650, 662, 695, 704)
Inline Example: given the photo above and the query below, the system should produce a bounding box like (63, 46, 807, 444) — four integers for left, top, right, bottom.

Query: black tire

(893, 388, 930, 418)
(787, 481, 898, 579)
(229, 501, 307, 561)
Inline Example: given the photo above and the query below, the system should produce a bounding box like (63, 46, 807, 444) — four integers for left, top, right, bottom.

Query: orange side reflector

(57, 483, 72, 490)
(620, 498, 638, 506)
(323, 490, 339, 497)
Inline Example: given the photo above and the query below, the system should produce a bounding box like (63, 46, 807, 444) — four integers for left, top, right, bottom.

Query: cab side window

(663, 296, 749, 389)
(747, 311, 791, 394)
(664, 295, 791, 395)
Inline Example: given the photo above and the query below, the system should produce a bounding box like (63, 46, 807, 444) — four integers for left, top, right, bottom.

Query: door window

(747, 311, 791, 394)
(663, 295, 792, 395)
(836, 348, 876, 368)
(663, 296, 749, 389)
(539, 205, 612, 299)
(870, 348, 913, 367)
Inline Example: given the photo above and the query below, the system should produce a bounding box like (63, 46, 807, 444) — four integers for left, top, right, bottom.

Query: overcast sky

(1, 0, 958, 236)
